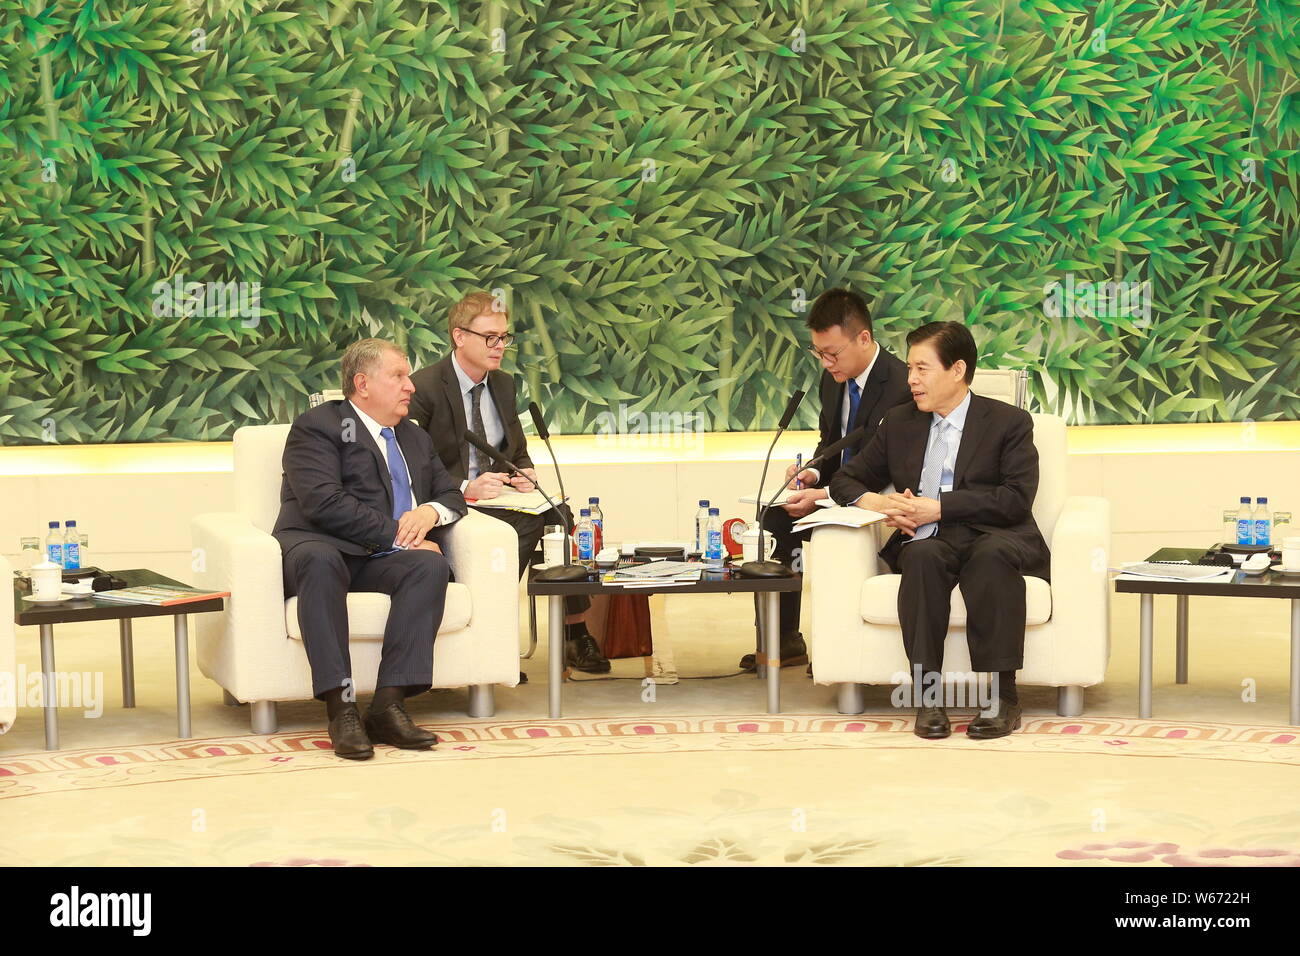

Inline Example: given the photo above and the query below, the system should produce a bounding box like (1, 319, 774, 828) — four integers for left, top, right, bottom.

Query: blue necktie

(842, 379, 862, 465)
(379, 426, 412, 520)
(912, 421, 950, 541)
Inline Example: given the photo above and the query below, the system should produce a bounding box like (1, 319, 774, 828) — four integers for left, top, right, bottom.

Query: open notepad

(464, 488, 564, 516)
(792, 506, 886, 531)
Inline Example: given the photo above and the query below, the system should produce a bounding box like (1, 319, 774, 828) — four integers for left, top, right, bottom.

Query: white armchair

(1, 554, 14, 738)
(191, 424, 520, 733)
(809, 413, 1110, 716)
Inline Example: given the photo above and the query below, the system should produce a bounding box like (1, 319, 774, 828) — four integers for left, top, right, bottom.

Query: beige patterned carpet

(4, 714, 1299, 866)
(4, 587, 1299, 866)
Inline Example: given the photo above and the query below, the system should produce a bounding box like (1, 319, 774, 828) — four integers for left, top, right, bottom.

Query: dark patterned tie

(468, 382, 489, 477)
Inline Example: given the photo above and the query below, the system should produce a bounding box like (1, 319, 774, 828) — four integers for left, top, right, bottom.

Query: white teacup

(740, 527, 777, 563)
(30, 560, 63, 601)
(1281, 536, 1300, 571)
(542, 530, 565, 568)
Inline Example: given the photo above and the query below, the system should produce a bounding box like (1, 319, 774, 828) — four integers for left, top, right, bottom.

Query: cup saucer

(1271, 565, 1300, 576)
(23, 593, 73, 605)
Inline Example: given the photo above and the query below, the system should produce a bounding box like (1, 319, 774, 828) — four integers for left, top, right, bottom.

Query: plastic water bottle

(1254, 497, 1271, 547)
(705, 507, 724, 567)
(587, 497, 604, 553)
(575, 508, 596, 566)
(695, 499, 710, 553)
(45, 520, 64, 567)
(63, 520, 81, 570)
(1236, 497, 1254, 546)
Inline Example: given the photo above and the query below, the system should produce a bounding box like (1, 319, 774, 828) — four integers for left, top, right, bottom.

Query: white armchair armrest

(439, 509, 520, 684)
(0, 554, 14, 735)
(1044, 495, 1112, 684)
(809, 523, 884, 676)
(191, 512, 292, 700)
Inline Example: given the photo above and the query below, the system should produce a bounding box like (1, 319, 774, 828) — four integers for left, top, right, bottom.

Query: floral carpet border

(2, 714, 1298, 799)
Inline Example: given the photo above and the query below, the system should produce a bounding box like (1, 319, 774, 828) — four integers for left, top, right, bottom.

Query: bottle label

(1237, 518, 1253, 545)
(1254, 519, 1270, 546)
(578, 530, 594, 560)
(47, 543, 63, 567)
(707, 529, 722, 558)
(64, 542, 81, 569)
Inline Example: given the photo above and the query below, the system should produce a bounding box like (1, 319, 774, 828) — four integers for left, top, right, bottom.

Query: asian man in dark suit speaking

(274, 338, 467, 759)
(743, 288, 912, 671)
(830, 321, 1050, 740)
(408, 291, 609, 674)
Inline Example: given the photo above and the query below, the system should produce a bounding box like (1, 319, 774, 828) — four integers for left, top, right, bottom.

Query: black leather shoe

(328, 708, 374, 760)
(914, 706, 951, 739)
(967, 702, 1022, 739)
(364, 703, 438, 749)
(740, 633, 808, 671)
(566, 634, 611, 673)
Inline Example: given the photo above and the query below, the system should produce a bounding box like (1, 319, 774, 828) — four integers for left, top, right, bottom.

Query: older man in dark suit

(274, 338, 466, 759)
(408, 291, 608, 674)
(831, 321, 1049, 740)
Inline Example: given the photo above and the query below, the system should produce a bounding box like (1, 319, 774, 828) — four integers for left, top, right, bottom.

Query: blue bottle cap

(589, 497, 599, 504)
(66, 520, 77, 526)
(708, 507, 719, 515)
(49, 520, 59, 528)
(1257, 497, 1268, 504)
(580, 508, 590, 516)
(699, 500, 709, 507)
(1241, 497, 1251, 503)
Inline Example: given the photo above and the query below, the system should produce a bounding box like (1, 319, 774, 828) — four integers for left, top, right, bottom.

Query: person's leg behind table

(484, 503, 609, 674)
(739, 507, 810, 671)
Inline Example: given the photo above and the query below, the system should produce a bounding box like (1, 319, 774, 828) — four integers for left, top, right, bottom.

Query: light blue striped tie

(912, 421, 949, 541)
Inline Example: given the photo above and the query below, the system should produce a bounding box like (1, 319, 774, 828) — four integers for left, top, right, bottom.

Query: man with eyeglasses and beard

(408, 291, 610, 675)
(740, 288, 912, 672)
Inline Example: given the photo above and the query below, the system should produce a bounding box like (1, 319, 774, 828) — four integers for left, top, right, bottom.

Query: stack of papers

(466, 489, 562, 515)
(602, 561, 707, 588)
(1113, 562, 1235, 582)
(792, 507, 885, 531)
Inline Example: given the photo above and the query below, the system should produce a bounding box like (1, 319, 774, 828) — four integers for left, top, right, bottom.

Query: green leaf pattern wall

(1, 0, 1297, 443)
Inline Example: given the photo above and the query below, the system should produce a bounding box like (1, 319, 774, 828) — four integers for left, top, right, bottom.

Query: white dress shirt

(451, 352, 506, 488)
(927, 389, 972, 494)
(843, 388, 972, 510)
(349, 403, 459, 539)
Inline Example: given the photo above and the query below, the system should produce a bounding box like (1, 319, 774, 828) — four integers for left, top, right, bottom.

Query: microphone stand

(463, 432, 585, 583)
(738, 425, 864, 579)
(738, 390, 805, 579)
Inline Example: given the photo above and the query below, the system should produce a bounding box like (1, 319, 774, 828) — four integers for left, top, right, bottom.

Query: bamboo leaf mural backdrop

(0, 0, 1296, 443)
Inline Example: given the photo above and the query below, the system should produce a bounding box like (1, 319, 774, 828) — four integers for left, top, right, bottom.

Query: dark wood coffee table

(529, 565, 802, 718)
(12, 569, 225, 749)
(1114, 557, 1300, 723)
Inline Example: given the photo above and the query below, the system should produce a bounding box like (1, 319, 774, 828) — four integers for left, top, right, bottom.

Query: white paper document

(465, 488, 562, 515)
(792, 506, 886, 531)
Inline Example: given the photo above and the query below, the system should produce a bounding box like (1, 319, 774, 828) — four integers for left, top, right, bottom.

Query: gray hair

(341, 338, 402, 397)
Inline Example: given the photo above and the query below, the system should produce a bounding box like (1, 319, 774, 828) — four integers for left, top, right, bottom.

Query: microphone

(525, 402, 587, 583)
(738, 388, 805, 579)
(463, 430, 524, 477)
(463, 430, 585, 582)
(747, 424, 869, 570)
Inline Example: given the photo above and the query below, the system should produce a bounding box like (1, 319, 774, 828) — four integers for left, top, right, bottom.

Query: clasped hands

(465, 467, 537, 500)
(395, 504, 443, 552)
(874, 488, 940, 536)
